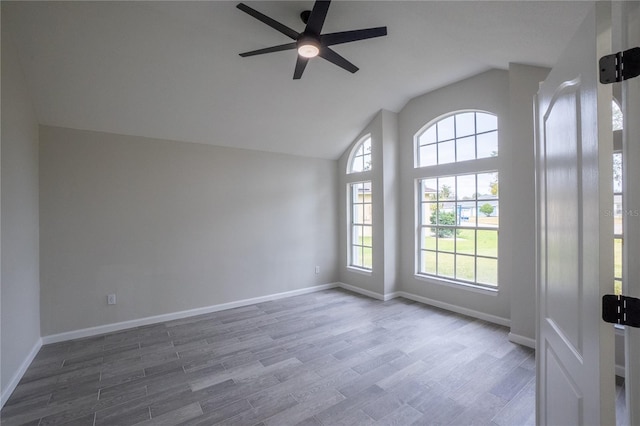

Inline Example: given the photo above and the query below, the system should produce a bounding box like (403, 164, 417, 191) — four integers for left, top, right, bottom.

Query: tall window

(350, 182, 372, 269)
(347, 136, 373, 270)
(415, 111, 499, 288)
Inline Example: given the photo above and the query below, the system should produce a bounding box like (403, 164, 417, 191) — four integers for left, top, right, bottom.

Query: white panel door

(621, 1, 640, 424)
(535, 3, 616, 425)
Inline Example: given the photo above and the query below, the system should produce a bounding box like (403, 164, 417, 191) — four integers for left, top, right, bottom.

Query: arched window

(416, 111, 497, 167)
(348, 136, 372, 173)
(414, 111, 499, 289)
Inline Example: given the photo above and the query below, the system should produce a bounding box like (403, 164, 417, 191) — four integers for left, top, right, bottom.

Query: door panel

(536, 3, 615, 425)
(544, 83, 582, 358)
(546, 345, 582, 426)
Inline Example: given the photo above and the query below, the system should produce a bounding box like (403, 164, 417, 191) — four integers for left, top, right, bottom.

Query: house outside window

(415, 111, 499, 289)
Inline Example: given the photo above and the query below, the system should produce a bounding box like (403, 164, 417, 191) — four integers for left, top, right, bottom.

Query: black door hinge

(599, 47, 640, 84)
(603, 294, 640, 328)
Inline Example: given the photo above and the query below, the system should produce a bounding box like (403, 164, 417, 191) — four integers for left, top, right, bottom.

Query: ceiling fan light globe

(298, 43, 320, 58)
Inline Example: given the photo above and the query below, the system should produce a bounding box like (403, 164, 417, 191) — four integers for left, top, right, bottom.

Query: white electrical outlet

(315, 266, 320, 274)
(107, 294, 117, 305)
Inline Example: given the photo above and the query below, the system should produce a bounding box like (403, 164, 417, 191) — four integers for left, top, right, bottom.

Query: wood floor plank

(491, 376, 536, 426)
(263, 389, 345, 426)
(361, 392, 403, 421)
(179, 399, 252, 426)
(375, 403, 424, 426)
(216, 394, 298, 426)
(134, 402, 203, 425)
(313, 384, 385, 425)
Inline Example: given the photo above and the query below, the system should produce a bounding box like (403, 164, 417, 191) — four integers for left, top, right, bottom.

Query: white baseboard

(42, 283, 338, 345)
(508, 332, 536, 349)
(396, 291, 511, 327)
(383, 291, 401, 302)
(334, 284, 510, 328)
(506, 333, 622, 375)
(1, 338, 42, 409)
(336, 282, 386, 301)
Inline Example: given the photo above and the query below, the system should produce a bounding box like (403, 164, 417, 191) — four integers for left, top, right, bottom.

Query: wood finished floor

(1, 289, 538, 426)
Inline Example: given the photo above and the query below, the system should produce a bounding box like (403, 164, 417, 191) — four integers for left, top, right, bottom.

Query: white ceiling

(5, 1, 592, 159)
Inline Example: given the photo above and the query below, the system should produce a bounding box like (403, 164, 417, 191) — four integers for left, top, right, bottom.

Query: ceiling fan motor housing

(300, 10, 311, 24)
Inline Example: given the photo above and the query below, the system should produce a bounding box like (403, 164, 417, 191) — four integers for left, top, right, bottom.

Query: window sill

(414, 274, 499, 296)
(347, 266, 373, 276)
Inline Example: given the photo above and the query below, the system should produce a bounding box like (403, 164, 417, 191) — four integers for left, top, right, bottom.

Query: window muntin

(348, 136, 372, 173)
(418, 172, 499, 287)
(613, 99, 623, 295)
(416, 112, 498, 167)
(415, 110, 499, 289)
(349, 181, 372, 270)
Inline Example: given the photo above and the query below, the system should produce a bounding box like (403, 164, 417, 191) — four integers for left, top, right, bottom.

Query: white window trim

(347, 265, 373, 276)
(415, 273, 499, 295)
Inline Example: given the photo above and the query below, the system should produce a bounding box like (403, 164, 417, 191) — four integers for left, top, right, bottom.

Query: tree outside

(429, 210, 456, 237)
(479, 203, 494, 217)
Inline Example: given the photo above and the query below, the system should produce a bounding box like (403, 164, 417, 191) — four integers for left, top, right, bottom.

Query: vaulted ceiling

(4, 1, 592, 159)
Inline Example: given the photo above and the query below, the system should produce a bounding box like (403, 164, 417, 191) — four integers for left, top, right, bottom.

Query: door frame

(618, 1, 640, 424)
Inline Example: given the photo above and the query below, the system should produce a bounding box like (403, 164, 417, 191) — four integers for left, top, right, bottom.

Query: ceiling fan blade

(319, 47, 359, 73)
(305, 0, 331, 36)
(321, 27, 387, 46)
(293, 56, 309, 80)
(239, 42, 297, 57)
(237, 3, 299, 40)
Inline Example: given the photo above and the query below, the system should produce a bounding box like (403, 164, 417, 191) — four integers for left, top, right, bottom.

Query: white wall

(505, 63, 550, 344)
(398, 69, 511, 323)
(380, 111, 400, 297)
(39, 126, 338, 336)
(1, 21, 42, 401)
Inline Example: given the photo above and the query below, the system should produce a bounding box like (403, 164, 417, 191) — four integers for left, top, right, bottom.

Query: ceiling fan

(236, 0, 387, 80)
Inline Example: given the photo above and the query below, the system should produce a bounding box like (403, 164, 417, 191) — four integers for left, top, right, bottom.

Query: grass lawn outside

(421, 228, 498, 286)
(352, 237, 373, 269)
(357, 216, 619, 293)
(614, 237, 622, 295)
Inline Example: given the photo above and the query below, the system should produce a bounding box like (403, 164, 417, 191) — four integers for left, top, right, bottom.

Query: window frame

(413, 111, 500, 291)
(613, 98, 623, 295)
(414, 111, 498, 169)
(348, 181, 373, 271)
